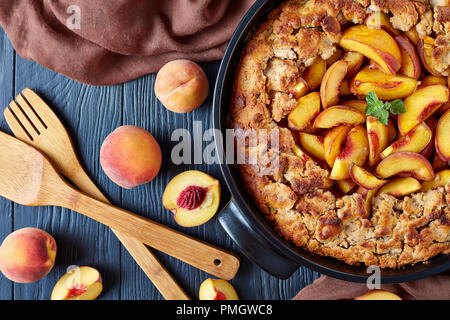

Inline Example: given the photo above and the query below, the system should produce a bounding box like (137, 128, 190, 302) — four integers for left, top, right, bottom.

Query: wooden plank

(0, 28, 14, 300)
(12, 55, 122, 300)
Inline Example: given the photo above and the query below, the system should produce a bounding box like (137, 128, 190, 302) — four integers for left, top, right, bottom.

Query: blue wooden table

(0, 27, 320, 300)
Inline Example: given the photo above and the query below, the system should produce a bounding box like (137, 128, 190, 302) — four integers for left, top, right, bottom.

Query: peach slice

(199, 278, 239, 300)
(341, 100, 367, 114)
(350, 68, 418, 100)
(330, 125, 369, 180)
(365, 11, 400, 37)
(420, 115, 439, 159)
(436, 109, 450, 161)
(299, 132, 326, 161)
(378, 177, 422, 197)
(375, 152, 434, 181)
(354, 290, 402, 300)
(313, 106, 365, 129)
(162, 170, 221, 227)
(324, 125, 351, 167)
(349, 163, 387, 189)
(395, 35, 421, 80)
(340, 79, 352, 96)
(292, 145, 310, 161)
(367, 116, 389, 167)
(417, 36, 440, 76)
(320, 60, 348, 108)
(380, 123, 432, 159)
(303, 58, 327, 90)
(339, 25, 401, 75)
(51, 266, 102, 300)
(397, 84, 449, 135)
(343, 51, 365, 78)
(421, 75, 447, 87)
(404, 28, 420, 46)
(421, 169, 450, 192)
(337, 179, 357, 194)
(325, 48, 343, 67)
(288, 78, 309, 99)
(288, 92, 321, 131)
(356, 187, 378, 217)
(388, 118, 397, 142)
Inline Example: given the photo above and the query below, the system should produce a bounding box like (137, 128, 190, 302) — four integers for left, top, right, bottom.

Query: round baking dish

(212, 0, 450, 282)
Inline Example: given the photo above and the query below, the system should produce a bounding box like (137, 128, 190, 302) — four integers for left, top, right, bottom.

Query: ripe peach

(313, 106, 365, 129)
(395, 35, 421, 80)
(163, 170, 221, 227)
(299, 132, 326, 161)
(375, 152, 435, 181)
(436, 109, 450, 161)
(341, 100, 367, 114)
(288, 92, 321, 131)
(155, 59, 209, 113)
(0, 228, 56, 283)
(421, 169, 450, 192)
(343, 51, 365, 78)
(378, 177, 422, 197)
(355, 290, 402, 300)
(320, 60, 348, 108)
(336, 179, 357, 194)
(199, 278, 238, 300)
(421, 75, 447, 87)
(288, 78, 309, 99)
(367, 116, 389, 167)
(349, 163, 387, 190)
(303, 58, 327, 90)
(324, 125, 351, 167)
(417, 37, 440, 76)
(100, 126, 162, 189)
(51, 266, 102, 300)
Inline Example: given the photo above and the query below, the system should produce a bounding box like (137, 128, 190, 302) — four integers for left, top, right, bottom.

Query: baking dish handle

(218, 199, 301, 279)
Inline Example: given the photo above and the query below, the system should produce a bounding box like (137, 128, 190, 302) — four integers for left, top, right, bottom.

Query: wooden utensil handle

(71, 169, 191, 300)
(60, 187, 240, 280)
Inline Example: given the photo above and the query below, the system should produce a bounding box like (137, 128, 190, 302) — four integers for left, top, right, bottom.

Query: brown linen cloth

(0, 0, 255, 85)
(293, 273, 450, 300)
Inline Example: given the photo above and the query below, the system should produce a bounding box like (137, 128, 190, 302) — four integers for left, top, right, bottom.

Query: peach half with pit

(155, 59, 209, 113)
(320, 60, 348, 108)
(339, 25, 401, 75)
(313, 106, 365, 129)
(367, 116, 389, 167)
(199, 278, 238, 300)
(436, 109, 450, 161)
(355, 290, 402, 300)
(303, 58, 327, 90)
(375, 152, 435, 181)
(163, 170, 221, 227)
(349, 163, 387, 190)
(421, 169, 450, 192)
(100, 126, 162, 189)
(378, 177, 422, 197)
(0, 228, 56, 283)
(288, 92, 321, 131)
(397, 84, 449, 135)
(350, 68, 418, 100)
(380, 123, 432, 159)
(51, 266, 102, 300)
(330, 125, 369, 180)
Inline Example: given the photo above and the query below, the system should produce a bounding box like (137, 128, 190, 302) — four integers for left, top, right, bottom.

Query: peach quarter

(0, 228, 56, 283)
(155, 59, 209, 113)
(100, 126, 162, 189)
(51, 266, 102, 300)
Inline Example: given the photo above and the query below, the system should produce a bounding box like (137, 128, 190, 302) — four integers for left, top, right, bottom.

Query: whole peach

(100, 126, 162, 189)
(155, 59, 209, 113)
(0, 228, 57, 283)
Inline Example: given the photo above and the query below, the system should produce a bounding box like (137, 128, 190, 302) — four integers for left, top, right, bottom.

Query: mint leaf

(389, 99, 406, 115)
(378, 109, 390, 125)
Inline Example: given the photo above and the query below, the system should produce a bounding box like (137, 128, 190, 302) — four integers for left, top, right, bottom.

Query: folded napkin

(0, 0, 255, 85)
(293, 273, 450, 300)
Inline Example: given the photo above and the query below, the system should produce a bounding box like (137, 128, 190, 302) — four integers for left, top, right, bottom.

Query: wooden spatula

(0, 130, 240, 280)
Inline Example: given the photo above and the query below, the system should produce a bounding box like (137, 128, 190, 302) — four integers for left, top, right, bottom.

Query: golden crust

(229, 0, 450, 268)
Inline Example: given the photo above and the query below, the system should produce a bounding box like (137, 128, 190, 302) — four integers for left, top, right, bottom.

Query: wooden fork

(2, 89, 237, 298)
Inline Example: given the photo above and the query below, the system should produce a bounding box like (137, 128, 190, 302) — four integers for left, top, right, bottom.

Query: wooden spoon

(0, 131, 240, 280)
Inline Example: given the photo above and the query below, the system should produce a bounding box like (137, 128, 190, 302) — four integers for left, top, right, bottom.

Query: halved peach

(378, 177, 422, 197)
(199, 278, 238, 300)
(417, 36, 440, 76)
(326, 48, 343, 67)
(398, 84, 449, 135)
(350, 67, 418, 100)
(320, 60, 348, 108)
(313, 106, 365, 129)
(375, 152, 434, 181)
(421, 169, 450, 192)
(380, 123, 432, 159)
(436, 109, 450, 161)
(330, 125, 369, 180)
(343, 51, 365, 78)
(288, 92, 321, 131)
(324, 125, 352, 167)
(299, 132, 326, 161)
(288, 78, 309, 99)
(337, 179, 357, 194)
(354, 290, 402, 300)
(395, 35, 421, 80)
(303, 58, 327, 90)
(163, 170, 221, 227)
(340, 25, 401, 75)
(365, 11, 400, 37)
(51, 266, 102, 300)
(349, 163, 387, 189)
(367, 116, 389, 167)
(404, 28, 420, 46)
(341, 100, 367, 114)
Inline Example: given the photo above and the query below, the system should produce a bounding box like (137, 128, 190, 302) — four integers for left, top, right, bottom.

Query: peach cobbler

(229, 0, 450, 268)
